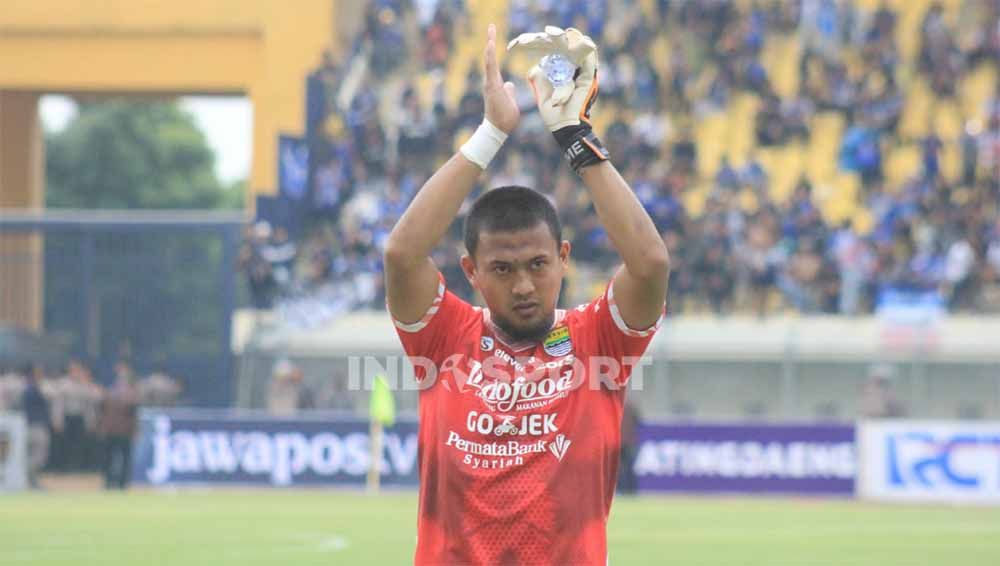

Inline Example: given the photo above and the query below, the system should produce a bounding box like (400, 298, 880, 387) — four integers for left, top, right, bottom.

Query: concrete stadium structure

(0, 0, 359, 329)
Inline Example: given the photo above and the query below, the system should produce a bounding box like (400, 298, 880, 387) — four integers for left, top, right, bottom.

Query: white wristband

(459, 119, 508, 170)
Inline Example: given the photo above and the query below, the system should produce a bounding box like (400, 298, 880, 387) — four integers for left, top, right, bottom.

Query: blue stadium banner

(634, 423, 857, 495)
(132, 411, 418, 487)
(859, 420, 1000, 505)
(277, 134, 309, 200)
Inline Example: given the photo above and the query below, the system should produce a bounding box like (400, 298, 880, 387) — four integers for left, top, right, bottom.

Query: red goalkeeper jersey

(392, 273, 662, 565)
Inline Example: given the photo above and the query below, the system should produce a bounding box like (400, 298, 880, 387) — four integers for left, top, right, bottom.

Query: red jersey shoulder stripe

(606, 278, 665, 338)
(390, 272, 446, 333)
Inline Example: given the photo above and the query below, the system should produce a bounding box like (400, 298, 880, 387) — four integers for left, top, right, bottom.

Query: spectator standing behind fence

(238, 221, 277, 310)
(267, 358, 314, 416)
(0, 366, 25, 411)
(140, 371, 183, 408)
(22, 364, 53, 489)
(859, 364, 905, 419)
(78, 363, 105, 470)
(261, 226, 298, 297)
(41, 363, 65, 472)
(99, 360, 139, 490)
(317, 370, 356, 413)
(58, 359, 103, 472)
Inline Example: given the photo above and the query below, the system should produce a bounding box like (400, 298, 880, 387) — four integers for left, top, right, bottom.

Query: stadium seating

(761, 32, 800, 99)
(271, 0, 999, 323)
(444, 0, 510, 109)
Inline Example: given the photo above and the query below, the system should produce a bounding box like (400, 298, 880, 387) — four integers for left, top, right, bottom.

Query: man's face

(462, 222, 570, 343)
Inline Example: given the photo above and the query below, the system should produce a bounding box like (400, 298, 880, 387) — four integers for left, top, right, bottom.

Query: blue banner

(132, 411, 419, 487)
(635, 422, 857, 495)
(277, 134, 308, 200)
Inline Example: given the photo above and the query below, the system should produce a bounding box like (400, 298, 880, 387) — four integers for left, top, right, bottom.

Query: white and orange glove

(507, 26, 609, 173)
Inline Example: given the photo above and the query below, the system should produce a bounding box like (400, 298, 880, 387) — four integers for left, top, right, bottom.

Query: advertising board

(132, 412, 419, 487)
(634, 423, 856, 495)
(859, 420, 1000, 504)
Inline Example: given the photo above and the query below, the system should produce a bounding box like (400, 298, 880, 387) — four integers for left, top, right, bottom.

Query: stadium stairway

(961, 63, 998, 124)
(940, 139, 962, 185)
(899, 76, 933, 140)
(444, 0, 510, 112)
(884, 143, 922, 191)
(934, 97, 964, 185)
(934, 97, 964, 142)
(756, 142, 805, 204)
(761, 32, 801, 100)
(725, 92, 761, 167)
(695, 112, 728, 179)
(681, 180, 711, 219)
(806, 112, 845, 186)
(816, 171, 861, 227)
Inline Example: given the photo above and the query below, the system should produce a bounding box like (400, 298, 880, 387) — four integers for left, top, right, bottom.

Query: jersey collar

(481, 308, 567, 352)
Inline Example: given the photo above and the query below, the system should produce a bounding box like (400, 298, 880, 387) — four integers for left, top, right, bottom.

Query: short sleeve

(390, 271, 477, 381)
(569, 276, 664, 385)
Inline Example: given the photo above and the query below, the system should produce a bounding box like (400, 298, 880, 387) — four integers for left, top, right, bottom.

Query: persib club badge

(480, 336, 494, 351)
(542, 325, 572, 357)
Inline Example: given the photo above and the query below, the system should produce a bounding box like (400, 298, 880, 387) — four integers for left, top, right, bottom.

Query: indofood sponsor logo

(464, 354, 578, 413)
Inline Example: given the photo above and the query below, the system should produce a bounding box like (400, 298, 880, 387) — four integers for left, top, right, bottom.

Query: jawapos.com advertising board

(132, 412, 419, 487)
(859, 420, 1000, 505)
(634, 423, 857, 495)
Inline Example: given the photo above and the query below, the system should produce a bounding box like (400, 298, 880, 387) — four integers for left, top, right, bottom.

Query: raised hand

(507, 25, 598, 74)
(483, 24, 519, 134)
(509, 26, 599, 132)
(508, 26, 607, 173)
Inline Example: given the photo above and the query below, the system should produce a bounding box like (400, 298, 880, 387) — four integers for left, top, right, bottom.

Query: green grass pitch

(3, 490, 999, 565)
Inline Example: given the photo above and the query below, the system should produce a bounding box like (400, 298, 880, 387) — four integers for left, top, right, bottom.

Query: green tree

(42, 100, 244, 390)
(45, 99, 242, 209)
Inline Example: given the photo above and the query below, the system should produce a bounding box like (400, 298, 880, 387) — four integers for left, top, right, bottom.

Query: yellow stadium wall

(0, 0, 338, 330)
(0, 0, 338, 208)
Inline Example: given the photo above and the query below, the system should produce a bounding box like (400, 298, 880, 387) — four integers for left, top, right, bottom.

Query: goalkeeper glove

(508, 26, 609, 173)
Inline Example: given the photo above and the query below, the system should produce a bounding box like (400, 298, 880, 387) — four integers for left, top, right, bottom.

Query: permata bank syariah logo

(446, 430, 548, 471)
(445, 429, 572, 470)
(549, 434, 572, 462)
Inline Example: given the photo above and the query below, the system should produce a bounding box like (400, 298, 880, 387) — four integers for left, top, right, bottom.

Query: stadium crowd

(242, 0, 1000, 321)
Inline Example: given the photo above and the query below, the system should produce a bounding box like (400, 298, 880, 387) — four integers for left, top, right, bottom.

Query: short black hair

(463, 186, 561, 257)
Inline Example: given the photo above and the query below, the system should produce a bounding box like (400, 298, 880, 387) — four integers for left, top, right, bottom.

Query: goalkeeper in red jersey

(383, 24, 670, 565)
